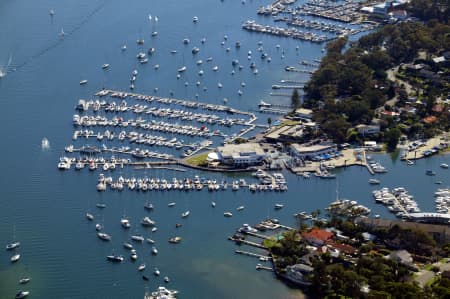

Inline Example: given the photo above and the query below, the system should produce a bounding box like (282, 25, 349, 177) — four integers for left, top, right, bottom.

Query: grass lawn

(185, 152, 210, 166)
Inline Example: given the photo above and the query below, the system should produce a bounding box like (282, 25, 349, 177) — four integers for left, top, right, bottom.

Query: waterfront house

(356, 124, 380, 136)
(294, 108, 313, 121)
(302, 228, 334, 246)
(284, 264, 313, 286)
(389, 250, 413, 265)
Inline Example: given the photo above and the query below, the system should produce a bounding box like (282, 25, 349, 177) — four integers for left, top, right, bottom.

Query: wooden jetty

(235, 250, 271, 260)
(238, 230, 270, 239)
(228, 236, 268, 249)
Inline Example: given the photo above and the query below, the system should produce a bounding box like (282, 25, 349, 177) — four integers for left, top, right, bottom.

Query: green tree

(385, 127, 401, 152)
(291, 89, 300, 109)
(267, 117, 272, 127)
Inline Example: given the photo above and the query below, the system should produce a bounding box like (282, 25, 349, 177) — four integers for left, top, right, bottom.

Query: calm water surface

(0, 0, 448, 298)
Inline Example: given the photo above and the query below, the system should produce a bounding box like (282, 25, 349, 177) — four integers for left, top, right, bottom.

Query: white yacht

(131, 235, 145, 242)
(6, 242, 20, 250)
(11, 254, 21, 263)
(152, 246, 158, 255)
(15, 291, 30, 299)
(168, 202, 176, 207)
(440, 163, 449, 169)
(141, 216, 156, 227)
(154, 268, 160, 276)
(236, 206, 245, 211)
(97, 232, 111, 241)
(181, 210, 190, 218)
(138, 263, 146, 271)
(121, 218, 131, 229)
(86, 213, 94, 221)
(79, 80, 88, 85)
(193, 16, 199, 22)
(274, 204, 284, 210)
(224, 212, 233, 217)
(102, 64, 110, 69)
(19, 278, 31, 284)
(211, 201, 216, 207)
(177, 66, 187, 73)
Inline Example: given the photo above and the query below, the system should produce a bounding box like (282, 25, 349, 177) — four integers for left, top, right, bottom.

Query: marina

(0, 0, 449, 297)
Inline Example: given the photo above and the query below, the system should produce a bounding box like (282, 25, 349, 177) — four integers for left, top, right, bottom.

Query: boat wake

(0, 54, 13, 79)
(41, 137, 50, 150)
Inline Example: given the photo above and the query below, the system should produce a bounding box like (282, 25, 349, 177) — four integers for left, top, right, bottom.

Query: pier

(271, 84, 304, 90)
(235, 250, 271, 260)
(238, 230, 270, 239)
(228, 236, 268, 249)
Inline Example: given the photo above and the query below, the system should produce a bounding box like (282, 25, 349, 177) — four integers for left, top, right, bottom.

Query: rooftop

(217, 143, 265, 157)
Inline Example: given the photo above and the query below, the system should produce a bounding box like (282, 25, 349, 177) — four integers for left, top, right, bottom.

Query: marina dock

(235, 250, 272, 260)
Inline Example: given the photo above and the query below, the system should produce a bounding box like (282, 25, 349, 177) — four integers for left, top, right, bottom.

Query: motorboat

(211, 201, 216, 207)
(96, 203, 107, 209)
(138, 263, 146, 271)
(212, 65, 219, 71)
(426, 169, 436, 176)
(86, 213, 94, 221)
(11, 254, 20, 263)
(102, 64, 110, 69)
(192, 47, 199, 54)
(106, 255, 124, 262)
(79, 80, 88, 85)
(141, 216, 156, 227)
(154, 268, 160, 276)
(131, 235, 145, 242)
(193, 16, 199, 22)
(152, 246, 158, 255)
(144, 202, 154, 210)
(169, 236, 182, 244)
(441, 163, 449, 169)
(168, 202, 176, 207)
(136, 39, 144, 45)
(146, 238, 155, 244)
(274, 204, 284, 210)
(6, 242, 20, 250)
(368, 179, 380, 185)
(15, 291, 30, 299)
(121, 218, 131, 229)
(95, 224, 102, 231)
(236, 206, 245, 211)
(224, 212, 233, 217)
(97, 232, 111, 241)
(130, 252, 138, 260)
(19, 278, 31, 284)
(177, 66, 187, 73)
(181, 211, 190, 218)
(164, 276, 170, 283)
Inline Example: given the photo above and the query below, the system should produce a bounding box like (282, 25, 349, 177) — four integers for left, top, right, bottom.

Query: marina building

(209, 143, 267, 167)
(290, 143, 337, 160)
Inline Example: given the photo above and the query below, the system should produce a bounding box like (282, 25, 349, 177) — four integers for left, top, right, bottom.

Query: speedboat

(11, 254, 20, 263)
(131, 235, 144, 242)
(236, 206, 245, 211)
(19, 278, 31, 284)
(168, 202, 176, 207)
(441, 163, 449, 169)
(138, 263, 146, 271)
(193, 16, 198, 22)
(152, 246, 158, 255)
(211, 201, 216, 207)
(96, 203, 107, 209)
(131, 252, 138, 260)
(6, 242, 20, 250)
(86, 213, 94, 221)
(274, 204, 284, 210)
(106, 255, 123, 262)
(164, 276, 170, 283)
(95, 224, 102, 231)
(224, 212, 233, 217)
(102, 64, 110, 69)
(177, 66, 187, 73)
(79, 80, 88, 85)
(212, 65, 219, 71)
(154, 268, 160, 276)
(15, 291, 30, 299)
(368, 179, 380, 185)
(97, 232, 111, 241)
(151, 227, 158, 233)
(146, 238, 155, 244)
(181, 211, 190, 218)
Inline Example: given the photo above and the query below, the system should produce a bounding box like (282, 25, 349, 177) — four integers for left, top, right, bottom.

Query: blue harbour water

(0, 0, 449, 298)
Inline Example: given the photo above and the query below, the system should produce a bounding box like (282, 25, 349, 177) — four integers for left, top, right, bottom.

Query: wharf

(228, 236, 268, 249)
(401, 135, 449, 161)
(259, 107, 291, 114)
(238, 230, 270, 239)
(271, 84, 304, 90)
(235, 250, 271, 260)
